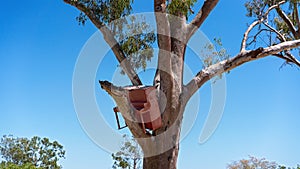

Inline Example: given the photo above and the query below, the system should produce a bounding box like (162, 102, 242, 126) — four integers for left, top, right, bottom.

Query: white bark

(185, 39, 300, 99)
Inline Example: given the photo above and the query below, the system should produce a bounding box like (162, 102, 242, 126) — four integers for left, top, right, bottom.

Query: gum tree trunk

(143, 144, 179, 169)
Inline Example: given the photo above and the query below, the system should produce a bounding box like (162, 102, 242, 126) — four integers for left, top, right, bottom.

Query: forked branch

(241, 1, 286, 52)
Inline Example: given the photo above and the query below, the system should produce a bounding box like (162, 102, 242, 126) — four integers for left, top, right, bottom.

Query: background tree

(112, 135, 142, 169)
(0, 135, 65, 169)
(278, 165, 300, 169)
(64, 0, 300, 168)
(0, 162, 41, 169)
(227, 156, 278, 169)
(227, 156, 300, 169)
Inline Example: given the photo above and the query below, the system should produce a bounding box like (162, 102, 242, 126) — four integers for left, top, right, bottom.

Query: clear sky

(0, 1, 299, 169)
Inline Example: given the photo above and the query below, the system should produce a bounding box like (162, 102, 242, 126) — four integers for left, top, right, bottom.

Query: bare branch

(273, 52, 300, 67)
(64, 0, 142, 86)
(99, 81, 150, 138)
(247, 28, 271, 47)
(276, 6, 299, 38)
(241, 1, 286, 52)
(187, 0, 219, 41)
(285, 50, 300, 67)
(262, 22, 300, 67)
(185, 39, 300, 99)
(263, 22, 286, 42)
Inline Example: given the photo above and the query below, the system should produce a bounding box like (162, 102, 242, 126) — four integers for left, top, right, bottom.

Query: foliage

(0, 135, 65, 169)
(73, 0, 156, 73)
(227, 156, 300, 169)
(0, 162, 41, 169)
(201, 37, 230, 68)
(227, 156, 278, 169)
(167, 0, 197, 17)
(117, 15, 156, 73)
(278, 165, 300, 169)
(75, 0, 133, 25)
(112, 135, 142, 169)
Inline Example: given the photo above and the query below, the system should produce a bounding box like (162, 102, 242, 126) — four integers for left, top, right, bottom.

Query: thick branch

(185, 39, 300, 99)
(99, 81, 150, 138)
(293, 2, 300, 32)
(154, 0, 171, 52)
(276, 6, 299, 39)
(153, 0, 172, 86)
(100, 26, 143, 86)
(153, 0, 174, 134)
(241, 1, 286, 52)
(187, 0, 219, 41)
(64, 0, 142, 86)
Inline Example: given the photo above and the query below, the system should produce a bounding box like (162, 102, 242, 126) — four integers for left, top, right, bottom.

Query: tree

(227, 156, 300, 169)
(227, 156, 278, 169)
(278, 165, 300, 169)
(0, 135, 65, 169)
(0, 162, 41, 169)
(112, 135, 142, 169)
(64, 0, 300, 168)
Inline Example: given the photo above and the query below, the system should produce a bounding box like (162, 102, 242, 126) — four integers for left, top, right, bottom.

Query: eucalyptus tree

(0, 135, 65, 169)
(64, 0, 300, 168)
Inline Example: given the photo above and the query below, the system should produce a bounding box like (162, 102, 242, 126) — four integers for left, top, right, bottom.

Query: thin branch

(263, 22, 286, 42)
(241, 20, 262, 52)
(272, 53, 300, 67)
(241, 1, 286, 52)
(247, 29, 271, 47)
(276, 6, 299, 38)
(185, 39, 300, 99)
(285, 50, 300, 67)
(186, 0, 219, 41)
(64, 0, 142, 86)
(263, 22, 300, 67)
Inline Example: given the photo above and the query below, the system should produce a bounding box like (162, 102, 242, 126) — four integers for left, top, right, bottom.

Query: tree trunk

(142, 144, 179, 169)
(137, 94, 185, 169)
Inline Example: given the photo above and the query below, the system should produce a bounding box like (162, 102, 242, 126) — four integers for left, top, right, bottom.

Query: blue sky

(0, 0, 299, 169)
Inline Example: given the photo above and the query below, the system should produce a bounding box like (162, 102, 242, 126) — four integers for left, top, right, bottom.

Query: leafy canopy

(0, 135, 65, 169)
(74, 0, 156, 73)
(0, 162, 42, 169)
(227, 156, 300, 169)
